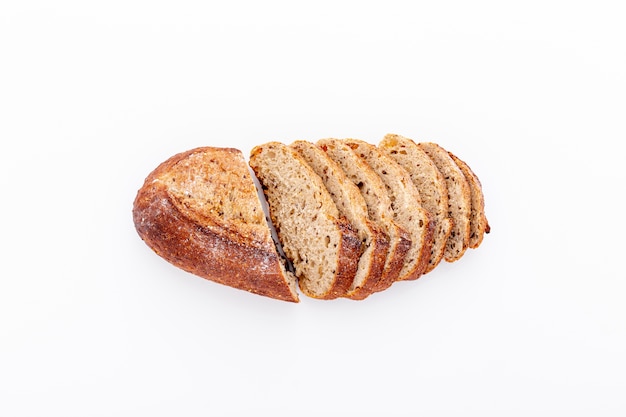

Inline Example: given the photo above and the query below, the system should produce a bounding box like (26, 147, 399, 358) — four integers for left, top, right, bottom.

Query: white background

(1, 1, 625, 416)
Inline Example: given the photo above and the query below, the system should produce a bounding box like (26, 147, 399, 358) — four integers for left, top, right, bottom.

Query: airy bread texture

(418, 142, 472, 262)
(249, 142, 361, 300)
(291, 140, 389, 299)
(344, 139, 434, 281)
(379, 134, 453, 273)
(133, 147, 299, 302)
(318, 138, 411, 292)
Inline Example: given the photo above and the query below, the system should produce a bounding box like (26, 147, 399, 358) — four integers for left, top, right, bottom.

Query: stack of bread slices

(133, 134, 489, 302)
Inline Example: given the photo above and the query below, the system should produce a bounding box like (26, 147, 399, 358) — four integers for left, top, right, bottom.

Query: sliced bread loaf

(344, 139, 435, 281)
(133, 147, 299, 302)
(249, 142, 361, 300)
(291, 140, 389, 300)
(418, 142, 471, 262)
(448, 152, 490, 248)
(379, 134, 453, 273)
(318, 138, 411, 292)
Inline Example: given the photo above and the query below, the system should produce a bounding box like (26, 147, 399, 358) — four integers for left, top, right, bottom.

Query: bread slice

(379, 134, 452, 273)
(249, 142, 361, 300)
(344, 139, 435, 281)
(291, 140, 389, 300)
(133, 147, 299, 302)
(448, 152, 490, 248)
(318, 138, 411, 292)
(418, 142, 471, 262)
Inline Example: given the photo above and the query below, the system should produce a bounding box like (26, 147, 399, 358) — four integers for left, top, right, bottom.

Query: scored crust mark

(448, 152, 490, 248)
(379, 134, 452, 273)
(418, 142, 471, 262)
(291, 140, 389, 300)
(132, 147, 299, 302)
(344, 139, 434, 281)
(318, 138, 411, 293)
(249, 142, 361, 300)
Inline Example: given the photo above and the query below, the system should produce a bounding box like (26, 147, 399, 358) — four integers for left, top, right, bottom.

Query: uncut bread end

(133, 147, 299, 302)
(249, 142, 361, 300)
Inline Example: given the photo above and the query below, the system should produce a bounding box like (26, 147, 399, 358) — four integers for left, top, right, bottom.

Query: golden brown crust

(324, 217, 363, 300)
(412, 218, 436, 279)
(373, 227, 411, 292)
(345, 220, 389, 300)
(133, 147, 299, 302)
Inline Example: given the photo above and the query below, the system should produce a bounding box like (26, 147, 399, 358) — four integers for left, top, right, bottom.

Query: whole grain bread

(134, 137, 489, 302)
(318, 138, 411, 292)
(418, 142, 472, 262)
(291, 140, 389, 299)
(344, 139, 435, 281)
(379, 134, 453, 273)
(249, 142, 361, 300)
(132, 147, 299, 302)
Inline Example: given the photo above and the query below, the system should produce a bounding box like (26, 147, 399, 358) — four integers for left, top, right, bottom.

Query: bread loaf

(132, 147, 299, 302)
(133, 135, 489, 302)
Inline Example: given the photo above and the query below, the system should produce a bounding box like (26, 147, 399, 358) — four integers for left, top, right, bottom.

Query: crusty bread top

(250, 142, 361, 300)
(344, 138, 434, 281)
(158, 148, 267, 237)
(291, 140, 389, 299)
(133, 147, 299, 302)
(379, 134, 452, 273)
